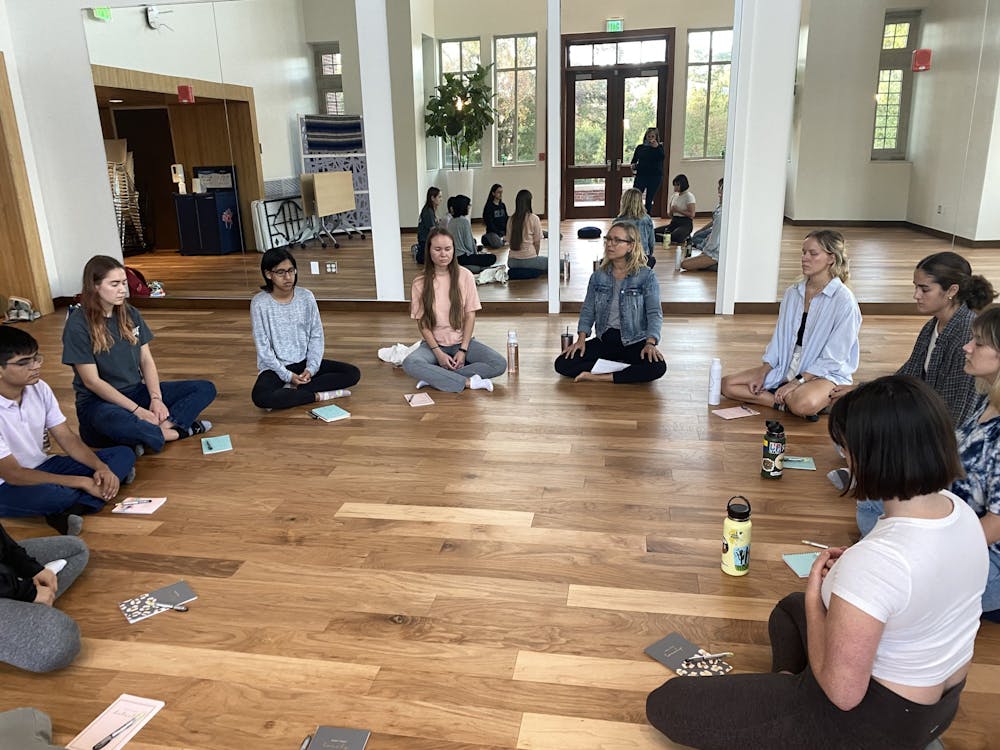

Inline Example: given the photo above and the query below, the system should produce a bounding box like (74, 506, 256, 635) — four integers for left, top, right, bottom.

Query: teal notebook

(310, 403, 351, 423)
(782, 551, 820, 578)
(201, 434, 233, 454)
(782, 456, 817, 471)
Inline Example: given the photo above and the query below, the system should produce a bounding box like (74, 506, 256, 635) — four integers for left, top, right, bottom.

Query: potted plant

(425, 63, 495, 200)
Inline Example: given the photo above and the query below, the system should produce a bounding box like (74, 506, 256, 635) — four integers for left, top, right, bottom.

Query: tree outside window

(494, 35, 537, 165)
(440, 38, 483, 167)
(683, 29, 731, 159)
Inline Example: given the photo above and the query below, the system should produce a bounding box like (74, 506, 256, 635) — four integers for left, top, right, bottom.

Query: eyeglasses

(603, 236, 635, 247)
(3, 354, 43, 368)
(269, 267, 297, 277)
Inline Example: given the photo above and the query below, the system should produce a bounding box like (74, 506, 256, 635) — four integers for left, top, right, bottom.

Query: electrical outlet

(309, 261, 320, 275)
(937, 204, 943, 215)
(326, 262, 338, 274)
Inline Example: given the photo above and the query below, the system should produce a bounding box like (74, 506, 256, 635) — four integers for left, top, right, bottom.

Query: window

(312, 43, 345, 116)
(567, 39, 666, 67)
(683, 29, 732, 159)
(439, 38, 483, 167)
(494, 35, 537, 164)
(872, 11, 920, 160)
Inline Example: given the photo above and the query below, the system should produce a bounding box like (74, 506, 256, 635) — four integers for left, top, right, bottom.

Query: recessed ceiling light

(109, 98, 124, 103)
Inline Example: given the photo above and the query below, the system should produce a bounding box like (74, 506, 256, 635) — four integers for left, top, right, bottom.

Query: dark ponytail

(915, 251, 997, 311)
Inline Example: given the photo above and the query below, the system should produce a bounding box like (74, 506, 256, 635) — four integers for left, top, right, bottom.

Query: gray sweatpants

(0, 535, 89, 672)
(402, 339, 507, 393)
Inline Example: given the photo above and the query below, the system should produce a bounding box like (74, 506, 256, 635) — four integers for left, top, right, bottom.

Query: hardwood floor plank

(515, 713, 686, 749)
(567, 586, 777, 621)
(336, 502, 536, 527)
(513, 651, 670, 693)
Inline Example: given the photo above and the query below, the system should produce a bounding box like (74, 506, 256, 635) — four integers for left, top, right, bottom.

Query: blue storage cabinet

(174, 165, 244, 255)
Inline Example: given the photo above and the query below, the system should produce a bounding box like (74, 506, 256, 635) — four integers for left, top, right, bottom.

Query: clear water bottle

(708, 357, 722, 405)
(507, 330, 519, 374)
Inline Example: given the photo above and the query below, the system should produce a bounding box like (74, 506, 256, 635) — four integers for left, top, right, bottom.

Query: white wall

(561, 0, 733, 207)
(84, 0, 315, 181)
(785, 0, 914, 221)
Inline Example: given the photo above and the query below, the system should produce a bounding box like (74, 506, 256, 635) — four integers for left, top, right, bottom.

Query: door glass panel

(617, 41, 641, 65)
(622, 76, 659, 163)
(641, 39, 667, 63)
(574, 178, 605, 207)
(569, 44, 593, 67)
(594, 43, 616, 66)
(574, 78, 607, 166)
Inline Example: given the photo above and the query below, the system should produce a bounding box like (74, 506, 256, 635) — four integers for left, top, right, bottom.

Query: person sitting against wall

(720, 230, 861, 421)
(506, 189, 550, 276)
(448, 195, 498, 273)
(0, 326, 135, 536)
(554, 221, 666, 384)
(481, 183, 509, 249)
(62, 255, 216, 455)
(414, 186, 442, 265)
(250, 248, 361, 411)
(402, 227, 507, 393)
(647, 375, 988, 750)
(654, 174, 696, 245)
(681, 178, 724, 272)
(0, 521, 90, 673)
(613, 187, 656, 268)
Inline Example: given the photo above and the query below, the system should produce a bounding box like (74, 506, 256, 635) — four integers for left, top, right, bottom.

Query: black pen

(299, 735, 312, 750)
(92, 714, 141, 750)
(205, 439, 214, 451)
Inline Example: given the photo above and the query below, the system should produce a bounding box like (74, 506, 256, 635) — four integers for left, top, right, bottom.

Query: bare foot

(574, 371, 612, 382)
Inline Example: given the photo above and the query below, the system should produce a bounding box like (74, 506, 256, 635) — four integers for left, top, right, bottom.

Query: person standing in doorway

(630, 127, 665, 215)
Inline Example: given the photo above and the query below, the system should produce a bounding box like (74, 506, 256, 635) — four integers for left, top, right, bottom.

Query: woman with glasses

(648, 376, 988, 749)
(62, 255, 216, 454)
(250, 248, 361, 410)
(720, 230, 861, 420)
(554, 221, 666, 384)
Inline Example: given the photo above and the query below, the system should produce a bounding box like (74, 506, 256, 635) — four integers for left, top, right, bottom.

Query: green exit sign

(606, 18, 624, 33)
(91, 7, 113, 21)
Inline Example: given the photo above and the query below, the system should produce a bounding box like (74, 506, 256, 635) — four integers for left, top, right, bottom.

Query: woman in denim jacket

(555, 221, 666, 383)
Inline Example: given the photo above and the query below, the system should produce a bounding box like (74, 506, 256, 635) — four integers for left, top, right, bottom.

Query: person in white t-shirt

(647, 375, 988, 749)
(655, 173, 696, 244)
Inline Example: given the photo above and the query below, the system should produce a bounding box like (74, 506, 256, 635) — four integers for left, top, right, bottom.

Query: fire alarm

(912, 49, 932, 72)
(177, 85, 195, 104)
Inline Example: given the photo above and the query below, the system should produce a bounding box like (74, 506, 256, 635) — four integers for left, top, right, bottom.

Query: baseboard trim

(782, 217, 1000, 248)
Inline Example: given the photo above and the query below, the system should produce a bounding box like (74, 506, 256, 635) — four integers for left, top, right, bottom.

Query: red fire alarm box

(912, 49, 932, 72)
(177, 84, 196, 104)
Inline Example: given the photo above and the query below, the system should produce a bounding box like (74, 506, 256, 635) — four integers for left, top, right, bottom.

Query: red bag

(125, 266, 152, 297)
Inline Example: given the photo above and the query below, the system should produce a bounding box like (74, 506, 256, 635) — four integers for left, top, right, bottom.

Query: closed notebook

(201, 434, 233, 454)
(782, 551, 820, 578)
(119, 580, 197, 624)
(307, 726, 371, 749)
(644, 632, 732, 677)
(310, 403, 351, 422)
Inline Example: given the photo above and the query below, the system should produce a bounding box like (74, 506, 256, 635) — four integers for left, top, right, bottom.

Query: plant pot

(444, 170, 475, 204)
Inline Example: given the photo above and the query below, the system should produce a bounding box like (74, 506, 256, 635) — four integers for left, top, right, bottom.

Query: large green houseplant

(425, 63, 495, 171)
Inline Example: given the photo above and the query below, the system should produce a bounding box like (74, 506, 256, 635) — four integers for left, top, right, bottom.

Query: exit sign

(606, 18, 624, 33)
(91, 7, 113, 21)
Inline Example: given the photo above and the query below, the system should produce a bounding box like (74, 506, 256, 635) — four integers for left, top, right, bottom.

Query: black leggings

(251, 359, 361, 410)
(457, 253, 497, 271)
(646, 593, 965, 750)
(655, 216, 693, 244)
(553, 328, 666, 384)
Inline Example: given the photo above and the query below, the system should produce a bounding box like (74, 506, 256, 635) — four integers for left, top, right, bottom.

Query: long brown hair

(508, 189, 533, 253)
(81, 255, 137, 353)
(420, 227, 464, 332)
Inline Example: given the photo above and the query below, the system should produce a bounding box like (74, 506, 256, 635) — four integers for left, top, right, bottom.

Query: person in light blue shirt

(721, 230, 861, 420)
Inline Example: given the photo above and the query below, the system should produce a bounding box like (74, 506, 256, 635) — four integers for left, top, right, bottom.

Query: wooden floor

(124, 222, 1000, 306)
(3, 309, 999, 749)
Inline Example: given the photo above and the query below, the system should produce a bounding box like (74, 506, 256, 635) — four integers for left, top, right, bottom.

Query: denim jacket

(578, 266, 663, 346)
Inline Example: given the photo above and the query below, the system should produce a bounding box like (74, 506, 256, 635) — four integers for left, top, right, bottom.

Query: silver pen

(801, 539, 829, 549)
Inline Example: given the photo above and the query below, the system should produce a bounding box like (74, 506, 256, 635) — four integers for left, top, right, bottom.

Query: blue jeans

(0, 448, 135, 517)
(633, 173, 662, 215)
(76, 379, 216, 452)
(856, 499, 884, 537)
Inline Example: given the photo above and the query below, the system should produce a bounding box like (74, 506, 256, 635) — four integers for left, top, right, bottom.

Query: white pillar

(717, 0, 802, 313)
(546, 0, 562, 313)
(356, 0, 404, 300)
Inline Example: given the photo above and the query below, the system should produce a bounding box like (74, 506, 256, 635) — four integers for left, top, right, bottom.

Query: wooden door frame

(560, 28, 676, 218)
(0, 52, 53, 315)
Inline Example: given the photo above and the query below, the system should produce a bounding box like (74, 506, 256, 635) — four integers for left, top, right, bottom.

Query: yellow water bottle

(722, 495, 752, 576)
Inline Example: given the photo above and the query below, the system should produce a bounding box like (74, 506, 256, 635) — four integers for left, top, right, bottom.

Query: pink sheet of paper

(112, 497, 167, 515)
(711, 405, 760, 420)
(66, 693, 164, 750)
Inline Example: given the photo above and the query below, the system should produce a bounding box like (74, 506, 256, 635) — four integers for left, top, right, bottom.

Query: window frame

(493, 33, 538, 166)
(871, 10, 921, 161)
(683, 27, 732, 160)
(438, 37, 484, 168)
(312, 42, 345, 116)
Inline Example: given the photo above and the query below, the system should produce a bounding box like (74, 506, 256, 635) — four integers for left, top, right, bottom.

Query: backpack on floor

(577, 226, 601, 239)
(125, 266, 152, 298)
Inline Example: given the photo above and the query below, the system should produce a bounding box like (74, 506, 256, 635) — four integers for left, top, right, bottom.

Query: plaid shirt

(897, 304, 985, 427)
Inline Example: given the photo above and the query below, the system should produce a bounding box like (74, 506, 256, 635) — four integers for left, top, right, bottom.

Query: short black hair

(828, 375, 963, 502)
(0, 326, 39, 365)
(453, 195, 471, 217)
(259, 247, 298, 292)
(672, 174, 690, 192)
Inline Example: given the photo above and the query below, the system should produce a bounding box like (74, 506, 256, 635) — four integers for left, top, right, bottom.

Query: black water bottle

(761, 420, 785, 479)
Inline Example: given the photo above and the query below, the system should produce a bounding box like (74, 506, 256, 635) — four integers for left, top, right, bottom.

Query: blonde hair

(971, 305, 1000, 410)
(618, 188, 647, 221)
(599, 221, 648, 275)
(804, 229, 850, 284)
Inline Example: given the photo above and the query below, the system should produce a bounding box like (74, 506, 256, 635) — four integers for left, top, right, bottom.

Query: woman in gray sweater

(250, 248, 360, 410)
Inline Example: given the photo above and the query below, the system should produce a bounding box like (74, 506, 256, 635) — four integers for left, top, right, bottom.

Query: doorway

(562, 30, 675, 219)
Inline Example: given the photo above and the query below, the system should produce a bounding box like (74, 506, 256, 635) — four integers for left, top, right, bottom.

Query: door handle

(605, 158, 612, 173)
